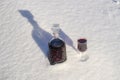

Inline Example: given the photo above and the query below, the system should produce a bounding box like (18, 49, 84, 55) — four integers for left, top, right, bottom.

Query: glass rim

(77, 38, 87, 43)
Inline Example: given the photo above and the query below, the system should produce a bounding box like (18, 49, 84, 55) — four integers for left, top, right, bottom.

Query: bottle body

(48, 38, 67, 65)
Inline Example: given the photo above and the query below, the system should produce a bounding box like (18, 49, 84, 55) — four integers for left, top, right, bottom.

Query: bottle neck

(53, 33, 59, 38)
(52, 24, 60, 39)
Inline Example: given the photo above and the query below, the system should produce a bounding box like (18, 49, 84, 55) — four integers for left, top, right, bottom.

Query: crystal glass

(77, 38, 89, 61)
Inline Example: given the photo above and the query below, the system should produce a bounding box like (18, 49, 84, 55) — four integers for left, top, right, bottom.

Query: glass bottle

(48, 24, 67, 65)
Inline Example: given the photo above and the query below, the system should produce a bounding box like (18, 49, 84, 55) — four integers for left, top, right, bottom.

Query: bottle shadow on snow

(19, 10, 77, 59)
(19, 10, 52, 57)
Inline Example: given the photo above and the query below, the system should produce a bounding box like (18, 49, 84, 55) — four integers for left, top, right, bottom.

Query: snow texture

(0, 0, 120, 80)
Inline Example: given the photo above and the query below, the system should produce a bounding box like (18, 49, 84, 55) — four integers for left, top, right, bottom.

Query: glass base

(80, 53, 89, 62)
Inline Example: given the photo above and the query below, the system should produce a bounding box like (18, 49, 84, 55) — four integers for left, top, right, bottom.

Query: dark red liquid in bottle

(48, 38, 66, 65)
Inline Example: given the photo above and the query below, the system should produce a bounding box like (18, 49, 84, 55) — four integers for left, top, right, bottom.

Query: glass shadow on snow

(59, 29, 77, 51)
(19, 10, 77, 58)
(19, 10, 52, 57)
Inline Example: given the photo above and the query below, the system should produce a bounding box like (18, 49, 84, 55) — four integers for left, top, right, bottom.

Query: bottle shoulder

(49, 38, 65, 48)
(49, 37, 64, 43)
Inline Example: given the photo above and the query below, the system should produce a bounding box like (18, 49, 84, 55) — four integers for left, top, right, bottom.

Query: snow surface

(0, 0, 120, 80)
